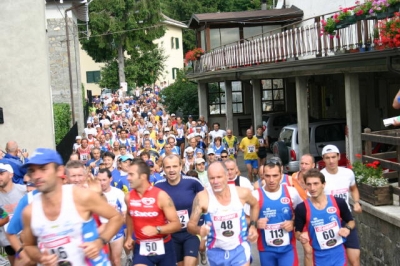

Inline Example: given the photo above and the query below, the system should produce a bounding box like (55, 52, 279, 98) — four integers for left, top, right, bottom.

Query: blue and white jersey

(103, 186, 127, 216)
(204, 185, 248, 250)
(155, 176, 203, 232)
(31, 185, 110, 266)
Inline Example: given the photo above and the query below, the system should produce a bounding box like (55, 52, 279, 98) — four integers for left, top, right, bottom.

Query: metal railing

(194, 15, 384, 73)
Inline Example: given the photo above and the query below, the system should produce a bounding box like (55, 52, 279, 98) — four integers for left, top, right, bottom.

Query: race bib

(139, 239, 165, 256)
(315, 221, 343, 250)
(228, 148, 235, 155)
(177, 210, 189, 228)
(81, 154, 88, 161)
(247, 145, 255, 153)
(258, 139, 264, 145)
(39, 238, 71, 261)
(177, 129, 184, 139)
(332, 188, 349, 202)
(264, 222, 290, 247)
(213, 213, 240, 238)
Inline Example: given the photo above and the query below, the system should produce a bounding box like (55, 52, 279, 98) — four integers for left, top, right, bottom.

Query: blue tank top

(304, 196, 346, 258)
(257, 185, 296, 253)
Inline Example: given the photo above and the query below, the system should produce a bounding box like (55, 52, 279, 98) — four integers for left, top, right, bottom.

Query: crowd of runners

(0, 89, 363, 266)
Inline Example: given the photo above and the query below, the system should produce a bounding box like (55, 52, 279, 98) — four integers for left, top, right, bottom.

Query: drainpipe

(65, 2, 87, 124)
(261, 0, 267, 10)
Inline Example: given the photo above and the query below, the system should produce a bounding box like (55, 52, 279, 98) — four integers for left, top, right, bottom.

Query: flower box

(358, 183, 393, 206)
(335, 15, 357, 29)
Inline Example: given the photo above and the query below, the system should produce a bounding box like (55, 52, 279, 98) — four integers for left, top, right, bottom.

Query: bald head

(6, 141, 18, 156)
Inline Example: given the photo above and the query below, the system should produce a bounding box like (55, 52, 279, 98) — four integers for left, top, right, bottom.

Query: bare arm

(187, 192, 207, 235)
(350, 184, 362, 213)
(77, 187, 124, 242)
(125, 194, 133, 241)
(238, 187, 259, 242)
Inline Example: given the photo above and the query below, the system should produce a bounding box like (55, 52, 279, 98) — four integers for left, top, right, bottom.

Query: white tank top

(205, 185, 248, 250)
(31, 185, 88, 265)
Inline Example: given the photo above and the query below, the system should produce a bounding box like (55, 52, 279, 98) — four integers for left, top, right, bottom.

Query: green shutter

(93, 71, 101, 83)
(175, 38, 179, 49)
(86, 71, 94, 83)
(171, 37, 174, 49)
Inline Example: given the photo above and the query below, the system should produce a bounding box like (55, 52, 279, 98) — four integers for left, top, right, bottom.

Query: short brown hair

(130, 158, 150, 181)
(303, 168, 325, 184)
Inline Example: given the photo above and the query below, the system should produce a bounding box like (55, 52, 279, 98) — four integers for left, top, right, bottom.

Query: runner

(97, 168, 127, 266)
(155, 155, 204, 266)
(239, 129, 260, 182)
(222, 129, 239, 159)
(173, 116, 187, 159)
(224, 159, 253, 191)
(124, 159, 181, 266)
(0, 163, 27, 265)
(295, 168, 355, 266)
(320, 145, 361, 266)
(187, 161, 259, 266)
(21, 148, 123, 265)
(253, 159, 302, 266)
(255, 125, 268, 168)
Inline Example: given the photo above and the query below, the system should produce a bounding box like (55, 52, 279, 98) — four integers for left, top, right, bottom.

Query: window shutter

(175, 38, 179, 49)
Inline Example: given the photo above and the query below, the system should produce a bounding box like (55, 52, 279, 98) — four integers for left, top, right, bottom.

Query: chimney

(261, 0, 267, 10)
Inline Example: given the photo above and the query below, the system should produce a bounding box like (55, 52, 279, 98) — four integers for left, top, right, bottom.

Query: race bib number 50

(139, 239, 165, 256)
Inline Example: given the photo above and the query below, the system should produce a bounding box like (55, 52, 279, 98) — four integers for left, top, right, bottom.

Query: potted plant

(388, 0, 400, 14)
(352, 156, 392, 205)
(354, 1, 368, 20)
(370, 0, 391, 19)
(321, 17, 337, 37)
(184, 47, 205, 62)
(336, 6, 357, 28)
(375, 12, 400, 48)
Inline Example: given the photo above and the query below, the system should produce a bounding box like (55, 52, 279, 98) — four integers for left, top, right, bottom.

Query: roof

(46, 0, 89, 22)
(188, 6, 303, 29)
(162, 14, 188, 29)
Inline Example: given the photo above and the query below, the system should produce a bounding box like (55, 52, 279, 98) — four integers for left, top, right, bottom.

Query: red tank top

(128, 186, 170, 242)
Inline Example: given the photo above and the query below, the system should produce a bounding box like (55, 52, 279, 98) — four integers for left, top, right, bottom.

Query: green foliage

(79, 0, 166, 85)
(99, 48, 166, 89)
(53, 103, 71, 145)
(159, 70, 198, 115)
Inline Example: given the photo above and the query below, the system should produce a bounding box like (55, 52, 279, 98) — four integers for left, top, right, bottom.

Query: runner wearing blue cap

(21, 148, 123, 265)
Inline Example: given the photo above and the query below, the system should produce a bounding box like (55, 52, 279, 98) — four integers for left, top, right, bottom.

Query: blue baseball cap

(23, 148, 63, 168)
(119, 155, 133, 162)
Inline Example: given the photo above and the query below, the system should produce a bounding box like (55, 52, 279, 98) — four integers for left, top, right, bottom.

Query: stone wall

(47, 17, 84, 133)
(354, 201, 400, 266)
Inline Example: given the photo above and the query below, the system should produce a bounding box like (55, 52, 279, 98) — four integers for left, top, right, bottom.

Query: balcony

(191, 12, 399, 75)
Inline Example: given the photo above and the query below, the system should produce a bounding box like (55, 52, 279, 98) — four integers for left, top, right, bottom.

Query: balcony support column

(252, 79, 262, 132)
(345, 73, 362, 164)
(198, 82, 208, 123)
(225, 81, 233, 130)
(296, 76, 310, 157)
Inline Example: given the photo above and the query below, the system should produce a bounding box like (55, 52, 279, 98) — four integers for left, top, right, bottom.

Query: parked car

(262, 112, 297, 150)
(273, 120, 346, 173)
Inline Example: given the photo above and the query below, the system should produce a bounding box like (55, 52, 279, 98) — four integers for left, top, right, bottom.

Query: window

(86, 71, 100, 83)
(209, 28, 240, 49)
(171, 37, 179, 49)
(261, 79, 285, 112)
(172, 68, 179, 79)
(208, 81, 243, 115)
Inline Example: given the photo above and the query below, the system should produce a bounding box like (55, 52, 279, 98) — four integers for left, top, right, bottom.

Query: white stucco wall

(287, 0, 355, 21)
(154, 24, 185, 86)
(0, 0, 55, 150)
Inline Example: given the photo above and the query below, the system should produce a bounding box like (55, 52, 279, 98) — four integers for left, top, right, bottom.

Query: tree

(99, 48, 166, 90)
(80, 0, 165, 85)
(159, 70, 198, 115)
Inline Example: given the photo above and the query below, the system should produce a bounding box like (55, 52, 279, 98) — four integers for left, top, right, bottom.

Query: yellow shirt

(239, 137, 259, 160)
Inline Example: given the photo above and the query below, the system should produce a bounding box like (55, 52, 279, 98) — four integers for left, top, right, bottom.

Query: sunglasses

(221, 156, 228, 158)
(266, 158, 282, 166)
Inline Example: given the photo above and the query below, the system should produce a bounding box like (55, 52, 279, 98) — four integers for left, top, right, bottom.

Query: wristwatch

(344, 225, 353, 231)
(249, 220, 256, 228)
(156, 226, 162, 234)
(98, 237, 108, 245)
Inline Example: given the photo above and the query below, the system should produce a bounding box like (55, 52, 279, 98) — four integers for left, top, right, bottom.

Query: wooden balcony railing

(193, 15, 384, 73)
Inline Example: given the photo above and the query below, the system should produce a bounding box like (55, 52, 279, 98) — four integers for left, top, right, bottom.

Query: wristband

(15, 247, 23, 259)
(98, 237, 108, 245)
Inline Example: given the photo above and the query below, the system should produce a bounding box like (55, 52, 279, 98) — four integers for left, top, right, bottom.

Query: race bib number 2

(139, 239, 165, 256)
(177, 210, 189, 228)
